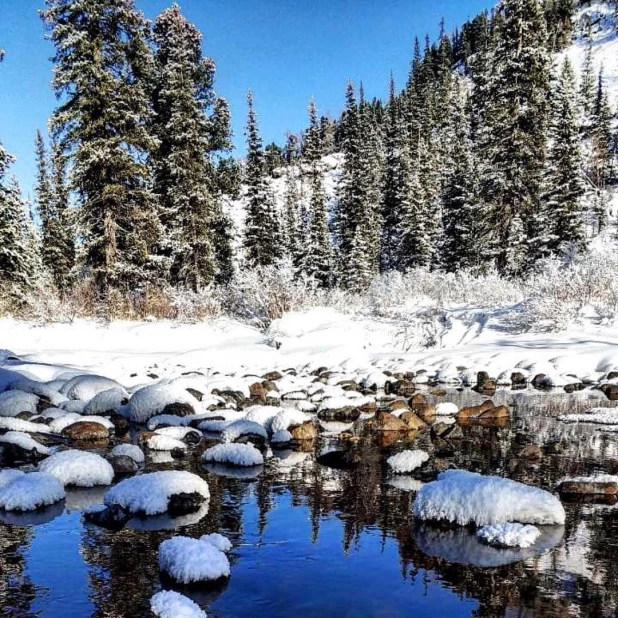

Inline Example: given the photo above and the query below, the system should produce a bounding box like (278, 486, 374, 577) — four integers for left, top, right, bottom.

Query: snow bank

(0, 390, 39, 417)
(159, 535, 230, 583)
(129, 383, 200, 423)
(387, 450, 429, 474)
(476, 523, 541, 548)
(202, 443, 264, 467)
(150, 591, 206, 618)
(0, 416, 48, 433)
(109, 443, 145, 464)
(104, 471, 210, 515)
(0, 470, 65, 511)
(8, 379, 68, 407)
(0, 431, 50, 455)
(413, 470, 565, 526)
(39, 450, 114, 487)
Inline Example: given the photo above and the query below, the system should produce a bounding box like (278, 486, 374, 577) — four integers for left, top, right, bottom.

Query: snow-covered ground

(1, 304, 617, 389)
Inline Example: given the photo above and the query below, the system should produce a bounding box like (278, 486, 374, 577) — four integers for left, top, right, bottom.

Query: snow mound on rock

(221, 420, 268, 442)
(270, 408, 309, 434)
(49, 413, 114, 434)
(61, 375, 127, 401)
(145, 434, 188, 452)
(39, 450, 114, 487)
(104, 471, 209, 515)
(84, 388, 127, 415)
(477, 522, 541, 548)
(202, 443, 264, 467)
(129, 384, 200, 423)
(8, 379, 68, 407)
(413, 470, 565, 526)
(435, 402, 458, 415)
(200, 532, 233, 552)
(0, 470, 65, 511)
(0, 430, 50, 455)
(159, 535, 230, 583)
(150, 590, 206, 618)
(0, 390, 39, 417)
(154, 426, 201, 442)
(110, 443, 145, 464)
(387, 449, 429, 474)
(0, 416, 48, 433)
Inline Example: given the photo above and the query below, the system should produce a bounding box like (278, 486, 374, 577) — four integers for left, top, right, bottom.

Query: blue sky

(0, 0, 492, 196)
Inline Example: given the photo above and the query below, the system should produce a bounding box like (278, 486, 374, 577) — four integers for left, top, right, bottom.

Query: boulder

(558, 480, 618, 496)
(386, 380, 415, 397)
(601, 384, 618, 401)
(400, 411, 428, 431)
(262, 371, 282, 381)
(62, 421, 110, 441)
(290, 422, 319, 441)
(511, 372, 527, 388)
(249, 382, 267, 404)
(317, 407, 361, 423)
(161, 402, 195, 417)
(109, 455, 138, 476)
(373, 411, 408, 432)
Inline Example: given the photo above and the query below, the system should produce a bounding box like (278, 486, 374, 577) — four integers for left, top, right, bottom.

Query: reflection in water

(1, 388, 618, 617)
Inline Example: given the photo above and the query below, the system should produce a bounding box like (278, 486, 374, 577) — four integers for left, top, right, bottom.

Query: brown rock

(559, 481, 618, 496)
(387, 380, 416, 397)
(511, 372, 527, 387)
(601, 384, 618, 401)
(415, 404, 436, 423)
(373, 411, 408, 432)
(409, 393, 428, 406)
(518, 444, 543, 461)
(478, 405, 509, 420)
(290, 422, 318, 441)
(317, 407, 361, 422)
(262, 371, 283, 381)
(249, 382, 267, 404)
(382, 399, 410, 413)
(161, 402, 195, 417)
(262, 380, 279, 393)
(400, 411, 428, 431)
(456, 400, 495, 420)
(430, 388, 447, 397)
(62, 421, 110, 441)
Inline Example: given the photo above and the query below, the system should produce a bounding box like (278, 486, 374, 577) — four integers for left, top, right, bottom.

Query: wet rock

(474, 372, 496, 395)
(262, 371, 282, 381)
(84, 504, 131, 530)
(409, 393, 428, 407)
(15, 411, 34, 420)
(358, 401, 378, 414)
(400, 411, 428, 431)
(600, 384, 618, 401)
(110, 413, 130, 436)
(558, 480, 618, 496)
(36, 397, 55, 413)
(381, 400, 410, 414)
(607, 371, 618, 381)
(532, 374, 547, 389)
(518, 444, 543, 461)
(317, 407, 361, 423)
(415, 404, 436, 424)
(429, 388, 447, 397)
(386, 380, 415, 398)
(109, 454, 138, 476)
(478, 405, 509, 420)
(290, 422, 318, 441)
(431, 422, 463, 441)
(373, 411, 408, 432)
(317, 448, 361, 470)
(167, 491, 205, 517)
(186, 388, 204, 402)
(417, 458, 455, 482)
(456, 400, 495, 421)
(62, 421, 110, 441)
(170, 447, 187, 460)
(511, 372, 527, 387)
(161, 402, 195, 417)
(0, 442, 47, 465)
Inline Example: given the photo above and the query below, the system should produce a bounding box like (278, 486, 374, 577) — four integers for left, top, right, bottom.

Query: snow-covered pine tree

(440, 77, 479, 272)
(579, 38, 596, 121)
(475, 0, 551, 275)
(282, 167, 303, 270)
(42, 0, 160, 298)
(302, 98, 331, 286)
(151, 4, 232, 291)
(243, 91, 280, 267)
(589, 68, 614, 187)
(544, 59, 586, 255)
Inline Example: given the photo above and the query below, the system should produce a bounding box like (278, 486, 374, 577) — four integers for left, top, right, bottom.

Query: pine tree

(282, 168, 302, 269)
(42, 0, 159, 298)
(475, 0, 551, 275)
(243, 91, 280, 267)
(590, 69, 614, 187)
(151, 4, 232, 291)
(579, 34, 595, 119)
(545, 59, 586, 255)
(441, 78, 479, 271)
(302, 98, 331, 286)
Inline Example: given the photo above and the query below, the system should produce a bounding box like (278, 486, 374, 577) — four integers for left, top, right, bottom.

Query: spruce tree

(475, 0, 551, 275)
(590, 69, 614, 187)
(151, 4, 232, 291)
(243, 91, 280, 267)
(42, 0, 159, 297)
(302, 98, 331, 286)
(282, 168, 302, 270)
(545, 59, 586, 255)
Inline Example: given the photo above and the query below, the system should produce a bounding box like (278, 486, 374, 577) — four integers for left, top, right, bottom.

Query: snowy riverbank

(1, 306, 617, 389)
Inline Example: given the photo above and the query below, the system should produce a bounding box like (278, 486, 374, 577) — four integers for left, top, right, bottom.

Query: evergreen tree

(302, 98, 331, 286)
(42, 0, 159, 297)
(579, 37, 595, 119)
(282, 168, 302, 269)
(243, 91, 280, 267)
(545, 59, 586, 255)
(151, 4, 232, 291)
(475, 0, 551, 275)
(590, 69, 614, 187)
(441, 78, 479, 271)
(34, 129, 75, 292)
